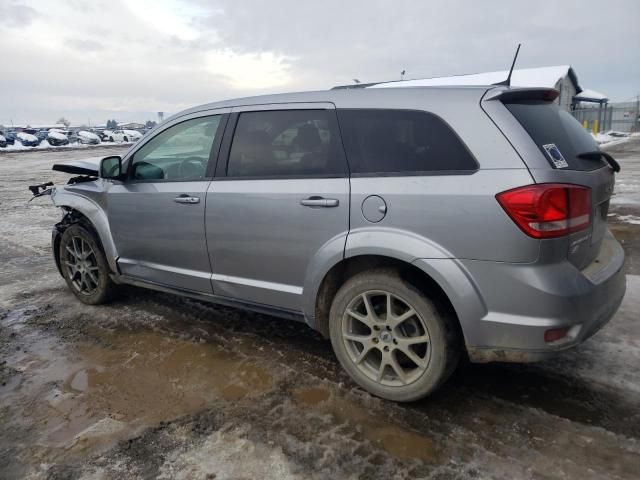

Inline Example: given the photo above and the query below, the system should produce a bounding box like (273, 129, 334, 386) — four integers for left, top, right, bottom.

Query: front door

(107, 113, 226, 293)
(206, 106, 350, 310)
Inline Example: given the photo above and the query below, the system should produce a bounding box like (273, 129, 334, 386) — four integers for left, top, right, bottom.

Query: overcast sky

(1, 0, 638, 126)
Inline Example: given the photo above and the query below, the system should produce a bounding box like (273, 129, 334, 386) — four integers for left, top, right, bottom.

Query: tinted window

(505, 100, 605, 171)
(337, 109, 477, 174)
(131, 115, 222, 181)
(227, 110, 347, 177)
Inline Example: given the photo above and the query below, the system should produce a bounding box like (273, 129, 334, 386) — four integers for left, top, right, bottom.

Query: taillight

(496, 184, 591, 239)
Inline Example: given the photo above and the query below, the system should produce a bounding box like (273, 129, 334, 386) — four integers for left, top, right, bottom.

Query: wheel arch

(51, 191, 119, 273)
(309, 253, 482, 346)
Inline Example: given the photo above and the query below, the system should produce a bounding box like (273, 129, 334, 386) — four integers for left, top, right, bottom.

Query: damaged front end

(28, 156, 104, 276)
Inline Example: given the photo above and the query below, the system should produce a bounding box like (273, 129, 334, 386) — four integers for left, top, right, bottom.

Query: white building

(338, 65, 603, 113)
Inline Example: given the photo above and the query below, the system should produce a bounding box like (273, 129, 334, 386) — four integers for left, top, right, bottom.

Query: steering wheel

(178, 156, 205, 179)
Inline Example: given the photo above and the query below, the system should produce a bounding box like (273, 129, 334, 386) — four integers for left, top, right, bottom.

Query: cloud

(0, 0, 39, 28)
(0, 0, 638, 125)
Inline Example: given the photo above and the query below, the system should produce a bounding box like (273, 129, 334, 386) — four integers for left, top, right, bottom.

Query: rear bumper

(458, 232, 626, 363)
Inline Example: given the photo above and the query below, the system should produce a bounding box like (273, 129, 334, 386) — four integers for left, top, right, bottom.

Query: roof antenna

(494, 43, 521, 86)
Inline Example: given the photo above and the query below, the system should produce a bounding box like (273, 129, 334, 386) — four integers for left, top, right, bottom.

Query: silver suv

(45, 86, 626, 401)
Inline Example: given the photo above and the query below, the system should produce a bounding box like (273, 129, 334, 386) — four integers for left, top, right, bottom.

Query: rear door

(107, 111, 228, 293)
(205, 104, 350, 311)
(484, 91, 617, 268)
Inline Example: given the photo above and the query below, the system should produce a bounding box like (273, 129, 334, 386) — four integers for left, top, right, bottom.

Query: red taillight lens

(544, 327, 570, 343)
(496, 184, 591, 239)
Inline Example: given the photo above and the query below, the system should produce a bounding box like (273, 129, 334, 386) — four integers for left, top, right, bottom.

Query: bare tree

(56, 117, 70, 127)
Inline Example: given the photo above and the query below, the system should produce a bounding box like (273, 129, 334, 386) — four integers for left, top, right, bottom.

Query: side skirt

(112, 274, 307, 323)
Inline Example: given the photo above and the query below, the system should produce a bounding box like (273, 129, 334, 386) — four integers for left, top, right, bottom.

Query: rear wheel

(123, 136, 128, 142)
(329, 269, 459, 402)
(59, 225, 117, 305)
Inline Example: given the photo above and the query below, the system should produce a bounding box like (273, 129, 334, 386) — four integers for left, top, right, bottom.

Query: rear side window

(337, 109, 477, 175)
(227, 110, 347, 177)
(504, 100, 605, 171)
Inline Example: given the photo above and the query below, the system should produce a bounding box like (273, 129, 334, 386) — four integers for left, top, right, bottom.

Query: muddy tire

(59, 224, 117, 305)
(329, 268, 459, 402)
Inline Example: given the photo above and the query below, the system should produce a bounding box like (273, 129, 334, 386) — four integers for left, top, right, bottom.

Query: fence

(572, 102, 640, 134)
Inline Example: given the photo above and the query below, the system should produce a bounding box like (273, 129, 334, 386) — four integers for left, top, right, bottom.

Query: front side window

(337, 109, 477, 174)
(227, 110, 347, 177)
(130, 115, 222, 181)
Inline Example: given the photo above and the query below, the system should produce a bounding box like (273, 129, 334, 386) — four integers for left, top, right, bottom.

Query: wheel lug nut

(393, 339, 397, 344)
(373, 338, 379, 344)
(373, 325, 379, 331)
(383, 346, 389, 352)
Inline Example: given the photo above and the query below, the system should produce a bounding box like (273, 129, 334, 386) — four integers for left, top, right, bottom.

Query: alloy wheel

(63, 236, 100, 295)
(341, 290, 432, 387)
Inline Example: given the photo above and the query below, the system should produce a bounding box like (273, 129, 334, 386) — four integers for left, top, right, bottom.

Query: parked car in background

(122, 129, 143, 142)
(44, 129, 70, 146)
(35, 130, 49, 143)
(36, 129, 68, 146)
(96, 130, 110, 142)
(1, 131, 17, 146)
(104, 129, 135, 143)
(68, 130, 100, 145)
(43, 86, 626, 402)
(15, 131, 40, 147)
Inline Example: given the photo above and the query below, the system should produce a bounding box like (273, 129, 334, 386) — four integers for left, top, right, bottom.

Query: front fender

(51, 187, 119, 272)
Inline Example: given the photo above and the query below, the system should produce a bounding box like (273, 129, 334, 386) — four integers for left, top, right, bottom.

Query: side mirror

(100, 155, 123, 179)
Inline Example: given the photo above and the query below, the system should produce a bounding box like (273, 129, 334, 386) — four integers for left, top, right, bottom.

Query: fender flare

(302, 227, 487, 340)
(51, 189, 119, 273)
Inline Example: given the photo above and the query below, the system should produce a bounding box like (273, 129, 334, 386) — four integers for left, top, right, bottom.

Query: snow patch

(370, 65, 573, 89)
(612, 214, 640, 225)
(158, 426, 302, 480)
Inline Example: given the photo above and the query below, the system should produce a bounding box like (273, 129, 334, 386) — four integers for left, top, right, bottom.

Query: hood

(48, 130, 68, 141)
(78, 130, 100, 140)
(17, 132, 38, 141)
(123, 129, 142, 137)
(52, 156, 102, 176)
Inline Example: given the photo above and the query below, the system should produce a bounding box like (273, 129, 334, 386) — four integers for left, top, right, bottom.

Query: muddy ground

(1, 140, 639, 479)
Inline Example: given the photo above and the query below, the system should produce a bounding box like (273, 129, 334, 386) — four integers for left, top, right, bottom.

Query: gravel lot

(1, 141, 639, 479)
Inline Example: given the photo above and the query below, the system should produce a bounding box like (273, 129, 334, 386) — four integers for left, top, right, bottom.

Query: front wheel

(59, 224, 117, 305)
(329, 269, 459, 402)
(123, 136, 128, 142)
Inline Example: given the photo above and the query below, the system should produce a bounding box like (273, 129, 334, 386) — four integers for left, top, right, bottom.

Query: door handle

(173, 195, 200, 204)
(300, 197, 339, 208)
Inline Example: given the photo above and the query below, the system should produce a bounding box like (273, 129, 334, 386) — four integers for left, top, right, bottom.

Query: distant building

(117, 122, 146, 130)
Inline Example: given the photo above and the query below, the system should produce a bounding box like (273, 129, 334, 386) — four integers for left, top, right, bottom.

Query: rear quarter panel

(336, 89, 539, 263)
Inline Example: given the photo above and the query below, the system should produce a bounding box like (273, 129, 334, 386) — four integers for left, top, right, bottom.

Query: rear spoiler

(484, 87, 559, 103)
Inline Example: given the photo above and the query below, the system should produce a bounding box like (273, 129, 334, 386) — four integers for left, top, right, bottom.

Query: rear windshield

(505, 100, 606, 171)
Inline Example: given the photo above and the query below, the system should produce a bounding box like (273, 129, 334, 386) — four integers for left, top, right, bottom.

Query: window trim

(215, 108, 350, 180)
(336, 107, 480, 176)
(124, 112, 229, 183)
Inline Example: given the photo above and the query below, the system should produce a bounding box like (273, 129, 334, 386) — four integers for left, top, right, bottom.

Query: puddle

(292, 386, 331, 405)
(2, 327, 274, 455)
